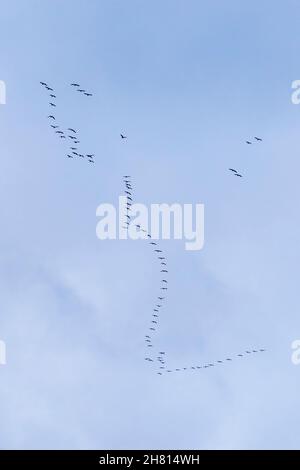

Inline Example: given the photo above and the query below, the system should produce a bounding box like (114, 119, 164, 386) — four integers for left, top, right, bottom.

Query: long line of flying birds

(122, 176, 170, 373)
(121, 176, 266, 376)
(157, 348, 266, 375)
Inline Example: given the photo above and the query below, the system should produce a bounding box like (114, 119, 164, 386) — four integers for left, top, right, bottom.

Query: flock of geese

(40, 81, 96, 164)
(40, 81, 267, 376)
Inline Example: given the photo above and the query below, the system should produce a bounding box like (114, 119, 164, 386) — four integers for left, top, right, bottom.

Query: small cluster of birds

(246, 136, 263, 144)
(70, 83, 93, 97)
(229, 137, 263, 178)
(229, 168, 243, 178)
(122, 176, 170, 373)
(40, 81, 96, 164)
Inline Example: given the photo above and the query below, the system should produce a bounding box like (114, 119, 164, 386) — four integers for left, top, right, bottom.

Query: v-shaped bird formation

(40, 81, 95, 164)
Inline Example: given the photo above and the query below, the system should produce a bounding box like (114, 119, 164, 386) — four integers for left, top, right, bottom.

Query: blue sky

(0, 0, 300, 450)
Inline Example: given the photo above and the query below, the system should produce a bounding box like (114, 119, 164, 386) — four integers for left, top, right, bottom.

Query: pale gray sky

(0, 0, 299, 449)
